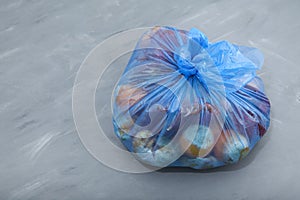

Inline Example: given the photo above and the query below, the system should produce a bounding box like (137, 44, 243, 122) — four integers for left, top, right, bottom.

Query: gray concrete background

(1, 0, 300, 199)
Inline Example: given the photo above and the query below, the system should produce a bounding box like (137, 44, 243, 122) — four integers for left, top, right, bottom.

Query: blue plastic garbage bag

(112, 26, 270, 169)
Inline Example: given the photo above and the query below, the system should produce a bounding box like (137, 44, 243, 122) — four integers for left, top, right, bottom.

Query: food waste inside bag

(112, 26, 271, 169)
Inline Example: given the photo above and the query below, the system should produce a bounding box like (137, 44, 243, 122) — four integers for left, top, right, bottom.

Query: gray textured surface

(1, 0, 300, 199)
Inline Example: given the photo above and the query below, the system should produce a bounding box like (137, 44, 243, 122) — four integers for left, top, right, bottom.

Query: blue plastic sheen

(112, 26, 271, 169)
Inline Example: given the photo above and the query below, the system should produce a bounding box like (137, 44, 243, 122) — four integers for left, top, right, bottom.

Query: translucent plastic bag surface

(112, 26, 270, 169)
